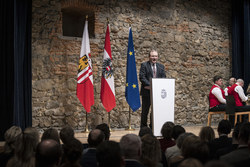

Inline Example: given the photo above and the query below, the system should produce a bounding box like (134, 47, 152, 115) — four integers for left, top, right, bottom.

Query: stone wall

(32, 0, 231, 130)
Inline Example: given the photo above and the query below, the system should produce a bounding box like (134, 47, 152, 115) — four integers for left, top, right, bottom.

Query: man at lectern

(139, 49, 166, 128)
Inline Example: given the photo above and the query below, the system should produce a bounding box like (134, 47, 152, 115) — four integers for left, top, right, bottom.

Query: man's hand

(144, 86, 150, 90)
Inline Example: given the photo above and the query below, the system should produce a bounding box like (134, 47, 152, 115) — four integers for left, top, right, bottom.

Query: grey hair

(237, 79, 244, 84)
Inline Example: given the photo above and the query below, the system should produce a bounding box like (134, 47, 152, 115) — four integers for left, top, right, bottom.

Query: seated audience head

(217, 119, 231, 136)
(228, 77, 236, 86)
(96, 140, 124, 167)
(213, 75, 223, 86)
(176, 132, 195, 149)
(172, 125, 186, 140)
(62, 138, 83, 165)
(181, 135, 209, 164)
(238, 122, 250, 145)
(60, 125, 74, 145)
(96, 123, 110, 141)
(88, 129, 105, 148)
(178, 158, 203, 167)
(41, 128, 60, 144)
(138, 126, 153, 138)
(120, 134, 141, 160)
(199, 126, 215, 143)
(161, 121, 175, 139)
(140, 134, 161, 167)
(35, 139, 62, 167)
(4, 126, 22, 153)
(13, 127, 39, 166)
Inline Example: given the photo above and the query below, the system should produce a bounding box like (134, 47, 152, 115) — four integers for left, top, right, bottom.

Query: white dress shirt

(234, 83, 248, 102)
(211, 84, 226, 104)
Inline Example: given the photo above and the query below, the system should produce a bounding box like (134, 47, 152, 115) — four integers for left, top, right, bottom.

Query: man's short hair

(96, 123, 110, 141)
(172, 125, 186, 140)
(60, 126, 74, 144)
(217, 120, 231, 135)
(149, 49, 158, 57)
(138, 127, 153, 138)
(36, 139, 62, 167)
(88, 129, 105, 147)
(213, 75, 222, 83)
(237, 78, 244, 84)
(120, 134, 141, 159)
(96, 141, 123, 167)
(161, 121, 175, 139)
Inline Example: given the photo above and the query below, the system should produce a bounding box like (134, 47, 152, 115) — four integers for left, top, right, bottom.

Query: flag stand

(126, 107, 135, 131)
(108, 112, 112, 132)
(83, 111, 89, 133)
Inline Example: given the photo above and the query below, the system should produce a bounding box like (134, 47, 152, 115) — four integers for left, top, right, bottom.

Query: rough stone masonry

(32, 0, 231, 130)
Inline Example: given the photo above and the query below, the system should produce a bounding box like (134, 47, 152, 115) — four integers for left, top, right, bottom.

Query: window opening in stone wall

(62, 7, 95, 38)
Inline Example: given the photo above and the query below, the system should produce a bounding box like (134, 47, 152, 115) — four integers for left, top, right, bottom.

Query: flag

(100, 25, 116, 112)
(76, 20, 94, 113)
(125, 27, 141, 111)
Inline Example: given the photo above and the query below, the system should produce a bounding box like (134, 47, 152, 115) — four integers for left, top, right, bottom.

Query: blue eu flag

(125, 28, 141, 111)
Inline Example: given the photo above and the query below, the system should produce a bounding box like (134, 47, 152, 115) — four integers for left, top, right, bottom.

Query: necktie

(153, 64, 156, 78)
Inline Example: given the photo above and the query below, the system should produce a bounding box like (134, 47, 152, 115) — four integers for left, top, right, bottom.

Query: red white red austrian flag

(100, 24, 116, 112)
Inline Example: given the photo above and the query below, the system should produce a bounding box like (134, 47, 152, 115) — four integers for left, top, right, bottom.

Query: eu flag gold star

(129, 51, 133, 56)
(132, 84, 136, 88)
(126, 83, 128, 87)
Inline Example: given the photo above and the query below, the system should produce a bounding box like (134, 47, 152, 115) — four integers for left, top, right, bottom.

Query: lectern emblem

(161, 89, 167, 99)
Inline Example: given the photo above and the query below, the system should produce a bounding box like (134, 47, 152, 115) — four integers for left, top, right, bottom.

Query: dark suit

(80, 148, 97, 167)
(139, 61, 166, 128)
(125, 159, 145, 167)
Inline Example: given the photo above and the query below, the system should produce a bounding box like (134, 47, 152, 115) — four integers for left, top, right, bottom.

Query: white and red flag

(76, 20, 94, 113)
(100, 25, 116, 112)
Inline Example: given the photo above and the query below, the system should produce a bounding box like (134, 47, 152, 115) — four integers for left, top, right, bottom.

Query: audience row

(0, 120, 250, 167)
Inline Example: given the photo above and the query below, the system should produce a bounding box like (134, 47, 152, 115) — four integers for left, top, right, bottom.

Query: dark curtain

(0, 0, 14, 141)
(232, 0, 250, 92)
(0, 0, 32, 141)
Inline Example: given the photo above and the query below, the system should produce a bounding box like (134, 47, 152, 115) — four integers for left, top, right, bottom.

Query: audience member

(214, 122, 242, 159)
(209, 75, 226, 111)
(60, 126, 75, 145)
(170, 135, 209, 167)
(120, 134, 144, 167)
(140, 134, 162, 167)
(178, 158, 203, 167)
(231, 133, 250, 167)
(171, 125, 186, 142)
(224, 77, 236, 96)
(6, 127, 39, 167)
(60, 138, 83, 167)
(41, 128, 60, 144)
(35, 139, 62, 167)
(96, 123, 110, 141)
(199, 126, 215, 143)
(220, 122, 250, 165)
(208, 119, 232, 159)
(0, 126, 22, 167)
(228, 79, 249, 107)
(96, 140, 124, 167)
(166, 133, 195, 166)
(80, 129, 105, 167)
(165, 125, 186, 162)
(159, 121, 175, 152)
(138, 126, 153, 138)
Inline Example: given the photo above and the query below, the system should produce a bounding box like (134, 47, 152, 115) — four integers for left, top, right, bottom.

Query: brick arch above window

(61, 0, 97, 38)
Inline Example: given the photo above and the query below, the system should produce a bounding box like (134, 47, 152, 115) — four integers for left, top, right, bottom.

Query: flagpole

(83, 111, 89, 133)
(108, 112, 112, 132)
(126, 107, 135, 131)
